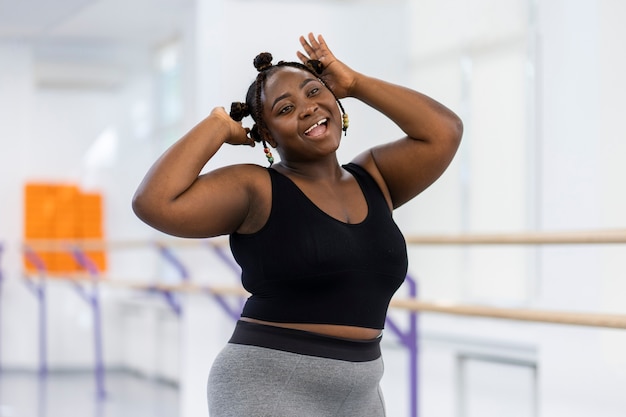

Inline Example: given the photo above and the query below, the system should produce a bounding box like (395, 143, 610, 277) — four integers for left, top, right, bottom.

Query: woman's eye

(308, 87, 319, 96)
(279, 105, 292, 114)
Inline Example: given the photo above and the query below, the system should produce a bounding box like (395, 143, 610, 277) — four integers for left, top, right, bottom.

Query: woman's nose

(299, 102, 319, 119)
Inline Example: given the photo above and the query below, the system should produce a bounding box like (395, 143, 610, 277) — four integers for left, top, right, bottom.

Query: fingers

(244, 128, 255, 147)
(307, 32, 321, 51)
(238, 126, 255, 147)
(213, 107, 255, 147)
(226, 123, 255, 147)
(299, 35, 316, 60)
(228, 134, 255, 147)
(299, 32, 327, 61)
(296, 50, 308, 65)
(316, 34, 327, 49)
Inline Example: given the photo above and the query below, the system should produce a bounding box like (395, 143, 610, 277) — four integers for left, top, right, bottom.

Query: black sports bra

(229, 163, 408, 329)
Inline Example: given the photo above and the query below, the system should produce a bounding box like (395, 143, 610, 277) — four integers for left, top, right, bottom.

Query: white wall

(0, 42, 39, 369)
(535, 1, 626, 416)
(0, 40, 168, 371)
(403, 1, 626, 417)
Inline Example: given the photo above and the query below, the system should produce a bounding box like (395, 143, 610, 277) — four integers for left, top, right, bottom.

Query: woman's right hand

(297, 33, 359, 99)
(210, 107, 255, 147)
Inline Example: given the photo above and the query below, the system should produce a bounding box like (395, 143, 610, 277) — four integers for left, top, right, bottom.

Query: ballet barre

(19, 273, 626, 330)
(404, 229, 626, 245)
(13, 228, 626, 417)
(20, 228, 626, 252)
(389, 299, 626, 329)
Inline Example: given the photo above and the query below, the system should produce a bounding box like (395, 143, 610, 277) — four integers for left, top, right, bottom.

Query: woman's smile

(304, 118, 328, 137)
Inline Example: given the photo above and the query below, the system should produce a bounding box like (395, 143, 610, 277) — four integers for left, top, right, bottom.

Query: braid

(253, 71, 269, 144)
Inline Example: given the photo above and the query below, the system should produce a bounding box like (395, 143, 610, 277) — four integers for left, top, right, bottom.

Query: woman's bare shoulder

(203, 163, 273, 234)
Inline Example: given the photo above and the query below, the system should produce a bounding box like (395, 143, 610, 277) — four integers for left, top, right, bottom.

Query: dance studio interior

(1, 0, 625, 416)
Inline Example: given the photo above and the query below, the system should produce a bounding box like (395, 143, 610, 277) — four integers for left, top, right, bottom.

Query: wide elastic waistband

(228, 320, 382, 362)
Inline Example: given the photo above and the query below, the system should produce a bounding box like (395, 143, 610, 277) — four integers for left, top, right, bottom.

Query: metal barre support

(69, 247, 107, 401)
(22, 247, 49, 378)
(385, 274, 419, 417)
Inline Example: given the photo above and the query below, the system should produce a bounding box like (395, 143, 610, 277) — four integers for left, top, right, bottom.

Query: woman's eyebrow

(299, 78, 316, 89)
(270, 78, 318, 110)
(271, 93, 291, 111)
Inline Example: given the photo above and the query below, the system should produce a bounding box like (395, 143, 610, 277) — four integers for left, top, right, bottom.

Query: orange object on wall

(23, 183, 107, 274)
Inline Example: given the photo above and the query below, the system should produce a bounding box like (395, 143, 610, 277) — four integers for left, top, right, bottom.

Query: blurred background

(1, 0, 626, 416)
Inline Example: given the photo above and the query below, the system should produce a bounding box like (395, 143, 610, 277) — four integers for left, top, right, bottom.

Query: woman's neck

(274, 155, 343, 181)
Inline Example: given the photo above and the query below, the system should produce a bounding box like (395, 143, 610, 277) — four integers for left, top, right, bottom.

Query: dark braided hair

(229, 52, 348, 150)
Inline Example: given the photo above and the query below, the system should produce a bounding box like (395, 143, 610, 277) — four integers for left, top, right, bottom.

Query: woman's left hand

(297, 33, 358, 99)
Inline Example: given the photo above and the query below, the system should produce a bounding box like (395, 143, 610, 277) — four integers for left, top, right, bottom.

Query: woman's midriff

(240, 317, 382, 340)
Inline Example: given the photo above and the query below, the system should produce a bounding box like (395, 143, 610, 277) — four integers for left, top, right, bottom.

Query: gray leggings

(207, 322, 386, 417)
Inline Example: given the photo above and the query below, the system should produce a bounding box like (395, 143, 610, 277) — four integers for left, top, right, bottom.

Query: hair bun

(253, 52, 273, 72)
(229, 102, 249, 122)
(306, 59, 324, 75)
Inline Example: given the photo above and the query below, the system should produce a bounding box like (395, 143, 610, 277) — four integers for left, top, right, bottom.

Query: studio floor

(0, 370, 179, 417)
(0, 342, 410, 417)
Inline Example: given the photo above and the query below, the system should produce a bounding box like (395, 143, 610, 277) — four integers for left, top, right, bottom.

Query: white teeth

(304, 118, 327, 135)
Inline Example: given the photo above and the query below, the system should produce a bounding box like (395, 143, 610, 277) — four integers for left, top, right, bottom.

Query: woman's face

(261, 67, 343, 162)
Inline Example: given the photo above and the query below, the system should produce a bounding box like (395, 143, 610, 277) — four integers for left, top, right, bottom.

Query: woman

(133, 33, 462, 416)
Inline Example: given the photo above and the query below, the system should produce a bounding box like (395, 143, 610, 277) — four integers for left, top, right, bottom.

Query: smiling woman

(132, 33, 463, 417)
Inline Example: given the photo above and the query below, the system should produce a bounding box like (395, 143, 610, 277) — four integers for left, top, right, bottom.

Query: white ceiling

(0, 0, 191, 45)
(0, 0, 193, 87)
(0, 0, 394, 88)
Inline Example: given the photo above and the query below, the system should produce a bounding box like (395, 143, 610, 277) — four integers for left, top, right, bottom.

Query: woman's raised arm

(350, 73, 463, 208)
(298, 33, 463, 208)
(132, 107, 263, 238)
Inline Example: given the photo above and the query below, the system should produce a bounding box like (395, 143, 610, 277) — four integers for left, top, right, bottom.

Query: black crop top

(229, 163, 408, 329)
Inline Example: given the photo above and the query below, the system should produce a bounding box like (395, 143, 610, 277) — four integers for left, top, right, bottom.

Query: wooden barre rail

(389, 299, 626, 329)
(404, 229, 626, 245)
(23, 275, 626, 330)
(19, 229, 626, 250)
(22, 273, 250, 296)
(18, 229, 626, 329)
(21, 238, 229, 251)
